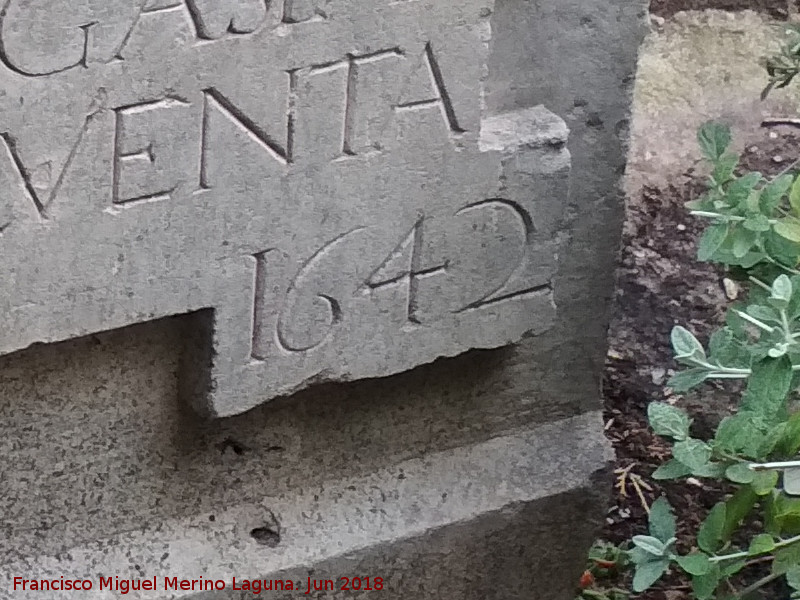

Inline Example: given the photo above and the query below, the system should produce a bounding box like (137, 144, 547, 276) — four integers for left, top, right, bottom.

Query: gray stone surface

(0, 0, 570, 417)
(0, 412, 611, 599)
(484, 0, 650, 417)
(0, 0, 648, 598)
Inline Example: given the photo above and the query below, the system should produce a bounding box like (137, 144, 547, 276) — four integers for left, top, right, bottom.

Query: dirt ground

(650, 0, 790, 19)
(591, 0, 800, 598)
(601, 128, 800, 599)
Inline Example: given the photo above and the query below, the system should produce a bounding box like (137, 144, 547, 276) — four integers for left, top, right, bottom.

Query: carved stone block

(0, 0, 570, 416)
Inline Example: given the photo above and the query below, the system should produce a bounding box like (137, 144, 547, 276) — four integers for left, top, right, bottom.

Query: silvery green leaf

(785, 467, 800, 496)
(762, 173, 794, 213)
(629, 546, 654, 565)
(633, 558, 670, 593)
(791, 175, 800, 216)
(773, 543, 800, 574)
(721, 558, 746, 577)
(726, 463, 755, 484)
(692, 564, 722, 600)
(667, 368, 708, 392)
(712, 153, 738, 186)
(648, 402, 691, 441)
(649, 497, 677, 542)
(697, 503, 726, 553)
(714, 413, 765, 456)
(671, 326, 706, 363)
(691, 461, 727, 478)
(775, 218, 800, 243)
(748, 533, 776, 555)
(673, 439, 713, 472)
(744, 214, 772, 232)
(773, 274, 793, 304)
(758, 421, 787, 459)
(746, 304, 780, 323)
(740, 356, 794, 423)
(698, 121, 731, 162)
(786, 566, 800, 591)
(697, 224, 729, 262)
(632, 535, 667, 557)
(732, 228, 757, 258)
(752, 469, 779, 495)
(652, 459, 692, 480)
(676, 553, 712, 576)
(686, 195, 714, 211)
(729, 172, 763, 209)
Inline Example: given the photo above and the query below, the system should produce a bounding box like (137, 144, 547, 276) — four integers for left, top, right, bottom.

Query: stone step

(0, 411, 611, 600)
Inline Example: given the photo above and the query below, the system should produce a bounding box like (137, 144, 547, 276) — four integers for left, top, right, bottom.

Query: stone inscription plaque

(0, 0, 570, 417)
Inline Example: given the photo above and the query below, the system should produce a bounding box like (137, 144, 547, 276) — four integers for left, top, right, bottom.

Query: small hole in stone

(251, 511, 281, 547)
(217, 437, 250, 455)
(251, 526, 281, 548)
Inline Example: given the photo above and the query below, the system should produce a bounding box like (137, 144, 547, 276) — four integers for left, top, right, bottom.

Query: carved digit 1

(363, 217, 447, 324)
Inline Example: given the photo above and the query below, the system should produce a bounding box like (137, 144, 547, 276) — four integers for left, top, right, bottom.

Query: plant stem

(772, 155, 800, 179)
(735, 572, 784, 599)
(689, 211, 779, 225)
(694, 358, 752, 374)
(705, 372, 749, 379)
(766, 256, 800, 276)
(782, 308, 795, 345)
(710, 533, 800, 563)
(750, 459, 800, 470)
(744, 556, 774, 567)
(717, 450, 747, 462)
(750, 276, 773, 292)
(690, 210, 732, 219)
(700, 364, 800, 380)
(733, 309, 776, 333)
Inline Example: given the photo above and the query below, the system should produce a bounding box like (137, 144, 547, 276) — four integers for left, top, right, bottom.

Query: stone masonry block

(0, 0, 571, 417)
(0, 412, 612, 600)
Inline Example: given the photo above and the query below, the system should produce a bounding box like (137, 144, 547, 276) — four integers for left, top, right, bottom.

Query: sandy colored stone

(628, 9, 800, 193)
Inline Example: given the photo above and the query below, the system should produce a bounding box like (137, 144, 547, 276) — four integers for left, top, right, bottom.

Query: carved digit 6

(276, 228, 365, 353)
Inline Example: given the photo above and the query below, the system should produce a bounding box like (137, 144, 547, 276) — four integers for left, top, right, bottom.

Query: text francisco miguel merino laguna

(13, 575, 386, 594)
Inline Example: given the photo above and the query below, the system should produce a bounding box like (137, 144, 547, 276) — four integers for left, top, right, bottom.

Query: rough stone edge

(194, 104, 571, 418)
(0, 411, 613, 599)
(479, 105, 569, 152)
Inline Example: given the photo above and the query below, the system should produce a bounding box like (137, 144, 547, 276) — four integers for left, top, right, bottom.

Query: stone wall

(0, 1, 648, 598)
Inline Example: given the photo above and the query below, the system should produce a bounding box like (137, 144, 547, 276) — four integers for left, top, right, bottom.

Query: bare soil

(582, 1, 800, 597)
(597, 126, 800, 599)
(650, 0, 790, 19)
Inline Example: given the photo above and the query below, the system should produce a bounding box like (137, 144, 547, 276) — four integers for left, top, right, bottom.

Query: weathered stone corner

(0, 0, 571, 418)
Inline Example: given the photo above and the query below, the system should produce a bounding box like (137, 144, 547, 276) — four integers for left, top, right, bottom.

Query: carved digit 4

(258, 200, 542, 359)
(363, 217, 447, 324)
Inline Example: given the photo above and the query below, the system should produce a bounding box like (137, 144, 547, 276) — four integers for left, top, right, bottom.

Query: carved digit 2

(273, 199, 533, 354)
(454, 199, 534, 312)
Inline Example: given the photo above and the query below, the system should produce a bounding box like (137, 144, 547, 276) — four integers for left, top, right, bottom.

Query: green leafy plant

(577, 541, 631, 600)
(578, 28, 800, 598)
(687, 122, 800, 278)
(629, 124, 800, 599)
(763, 25, 800, 100)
